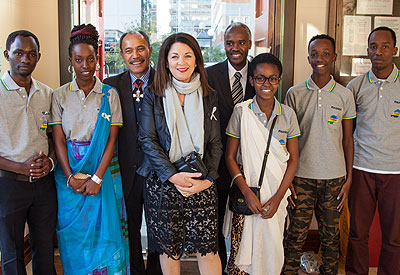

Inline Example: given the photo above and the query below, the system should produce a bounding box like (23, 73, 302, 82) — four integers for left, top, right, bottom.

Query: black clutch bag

(173, 151, 208, 179)
(228, 116, 277, 215)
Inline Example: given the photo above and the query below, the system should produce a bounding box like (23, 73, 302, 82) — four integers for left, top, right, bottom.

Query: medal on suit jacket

(133, 79, 144, 102)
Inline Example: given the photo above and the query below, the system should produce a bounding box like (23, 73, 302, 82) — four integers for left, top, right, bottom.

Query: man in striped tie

(206, 22, 255, 274)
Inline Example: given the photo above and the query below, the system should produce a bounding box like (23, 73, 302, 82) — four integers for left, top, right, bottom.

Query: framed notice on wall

(328, 0, 400, 85)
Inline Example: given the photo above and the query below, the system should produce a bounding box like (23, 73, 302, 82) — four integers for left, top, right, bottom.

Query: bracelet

(48, 157, 55, 172)
(232, 173, 243, 183)
(67, 174, 73, 188)
(91, 174, 103, 185)
(205, 176, 214, 184)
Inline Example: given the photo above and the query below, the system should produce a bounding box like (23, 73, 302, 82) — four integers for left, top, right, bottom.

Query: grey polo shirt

(50, 77, 122, 142)
(348, 66, 400, 173)
(0, 71, 52, 163)
(225, 97, 300, 163)
(285, 76, 356, 179)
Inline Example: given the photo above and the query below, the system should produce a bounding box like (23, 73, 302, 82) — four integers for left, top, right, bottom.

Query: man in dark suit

(104, 31, 161, 275)
(206, 22, 255, 273)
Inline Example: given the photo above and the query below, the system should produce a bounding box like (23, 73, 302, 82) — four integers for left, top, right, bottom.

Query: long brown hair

(151, 32, 211, 97)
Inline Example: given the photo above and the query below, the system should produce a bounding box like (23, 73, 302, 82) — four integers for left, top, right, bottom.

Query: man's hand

(337, 179, 351, 211)
(19, 151, 52, 179)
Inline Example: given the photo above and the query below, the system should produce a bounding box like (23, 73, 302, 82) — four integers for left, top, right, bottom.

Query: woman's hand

(169, 172, 211, 197)
(243, 188, 263, 214)
(77, 178, 101, 196)
(261, 193, 283, 219)
(68, 176, 88, 193)
(180, 176, 212, 197)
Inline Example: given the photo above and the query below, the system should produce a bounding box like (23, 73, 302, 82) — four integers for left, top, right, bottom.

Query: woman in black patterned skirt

(137, 32, 223, 275)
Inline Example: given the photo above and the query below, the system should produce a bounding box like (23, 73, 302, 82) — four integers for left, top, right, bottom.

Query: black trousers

(0, 174, 57, 275)
(126, 173, 162, 275)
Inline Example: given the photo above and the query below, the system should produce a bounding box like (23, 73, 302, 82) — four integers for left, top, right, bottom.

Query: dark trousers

(346, 169, 400, 275)
(0, 174, 57, 275)
(126, 174, 162, 275)
(216, 179, 229, 275)
(283, 177, 345, 275)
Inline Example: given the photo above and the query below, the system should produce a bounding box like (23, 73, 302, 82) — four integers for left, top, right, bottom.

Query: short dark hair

(6, 30, 40, 52)
(249, 53, 283, 77)
(151, 32, 211, 97)
(368, 26, 397, 46)
(224, 22, 251, 41)
(308, 34, 336, 52)
(68, 24, 99, 57)
(119, 30, 151, 51)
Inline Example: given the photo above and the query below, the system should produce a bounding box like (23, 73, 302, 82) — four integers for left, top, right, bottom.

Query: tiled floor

(26, 251, 378, 275)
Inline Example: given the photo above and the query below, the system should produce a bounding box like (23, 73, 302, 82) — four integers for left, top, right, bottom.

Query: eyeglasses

(253, 75, 281, 85)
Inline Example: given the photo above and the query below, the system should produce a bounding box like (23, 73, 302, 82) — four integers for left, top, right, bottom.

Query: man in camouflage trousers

(282, 34, 356, 274)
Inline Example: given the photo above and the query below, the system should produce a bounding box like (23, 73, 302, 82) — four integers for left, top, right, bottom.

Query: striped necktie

(231, 72, 243, 105)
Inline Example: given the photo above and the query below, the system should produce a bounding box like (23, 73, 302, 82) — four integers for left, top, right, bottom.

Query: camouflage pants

(282, 176, 345, 275)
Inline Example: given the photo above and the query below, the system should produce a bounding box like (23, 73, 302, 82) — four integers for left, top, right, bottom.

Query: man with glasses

(206, 22, 255, 273)
(283, 34, 356, 275)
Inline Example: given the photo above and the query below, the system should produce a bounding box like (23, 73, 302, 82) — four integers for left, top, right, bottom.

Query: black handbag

(228, 116, 278, 215)
(173, 151, 208, 179)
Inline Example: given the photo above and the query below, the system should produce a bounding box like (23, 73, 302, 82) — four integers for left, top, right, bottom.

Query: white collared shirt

(227, 60, 248, 100)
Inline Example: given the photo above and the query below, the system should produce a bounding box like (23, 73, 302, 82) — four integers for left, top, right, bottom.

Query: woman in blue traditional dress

(50, 24, 129, 275)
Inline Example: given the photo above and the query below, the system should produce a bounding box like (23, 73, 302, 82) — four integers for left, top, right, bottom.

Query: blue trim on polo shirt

(343, 115, 357, 120)
(111, 123, 123, 127)
(287, 133, 301, 139)
(305, 80, 311, 91)
(394, 69, 399, 83)
(306, 79, 336, 93)
(0, 79, 9, 91)
(367, 71, 373, 84)
(226, 131, 240, 139)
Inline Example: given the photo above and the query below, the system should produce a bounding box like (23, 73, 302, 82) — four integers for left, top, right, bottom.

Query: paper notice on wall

(374, 16, 400, 56)
(357, 0, 393, 15)
(343, 16, 371, 56)
(351, 58, 372, 76)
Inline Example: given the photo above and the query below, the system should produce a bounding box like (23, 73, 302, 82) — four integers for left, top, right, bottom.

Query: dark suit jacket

(103, 68, 155, 197)
(206, 60, 255, 189)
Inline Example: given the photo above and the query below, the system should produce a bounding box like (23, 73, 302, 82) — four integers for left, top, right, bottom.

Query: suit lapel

(221, 60, 234, 108)
(120, 71, 137, 123)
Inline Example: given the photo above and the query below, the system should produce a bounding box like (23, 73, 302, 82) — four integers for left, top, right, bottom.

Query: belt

(0, 169, 37, 183)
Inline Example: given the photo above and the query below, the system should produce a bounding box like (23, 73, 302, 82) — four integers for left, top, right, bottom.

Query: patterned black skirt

(144, 171, 218, 258)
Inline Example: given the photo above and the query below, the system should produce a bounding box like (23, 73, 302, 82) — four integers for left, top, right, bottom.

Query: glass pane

(103, 0, 282, 77)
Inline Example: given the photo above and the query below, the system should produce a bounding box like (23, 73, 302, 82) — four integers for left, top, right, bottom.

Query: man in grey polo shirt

(0, 30, 57, 274)
(283, 34, 356, 275)
(345, 27, 400, 275)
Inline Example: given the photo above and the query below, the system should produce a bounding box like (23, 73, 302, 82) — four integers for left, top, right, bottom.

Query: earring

(68, 65, 74, 74)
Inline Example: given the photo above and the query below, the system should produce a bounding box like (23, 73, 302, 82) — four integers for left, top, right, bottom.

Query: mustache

(129, 59, 144, 64)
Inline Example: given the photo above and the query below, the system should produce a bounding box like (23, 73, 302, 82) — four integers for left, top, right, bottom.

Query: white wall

(294, 0, 329, 85)
(293, 0, 330, 230)
(0, 0, 60, 89)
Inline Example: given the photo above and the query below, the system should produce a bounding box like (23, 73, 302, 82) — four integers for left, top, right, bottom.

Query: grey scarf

(163, 73, 204, 163)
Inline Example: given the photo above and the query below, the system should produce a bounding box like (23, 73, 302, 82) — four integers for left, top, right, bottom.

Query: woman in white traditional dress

(224, 53, 300, 275)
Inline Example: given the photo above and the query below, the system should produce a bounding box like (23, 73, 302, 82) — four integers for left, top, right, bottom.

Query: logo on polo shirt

(279, 139, 287, 146)
(391, 109, 400, 118)
(328, 115, 339, 124)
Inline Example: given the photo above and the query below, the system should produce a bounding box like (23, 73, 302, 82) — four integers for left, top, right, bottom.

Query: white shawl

(163, 73, 204, 162)
(223, 99, 291, 275)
